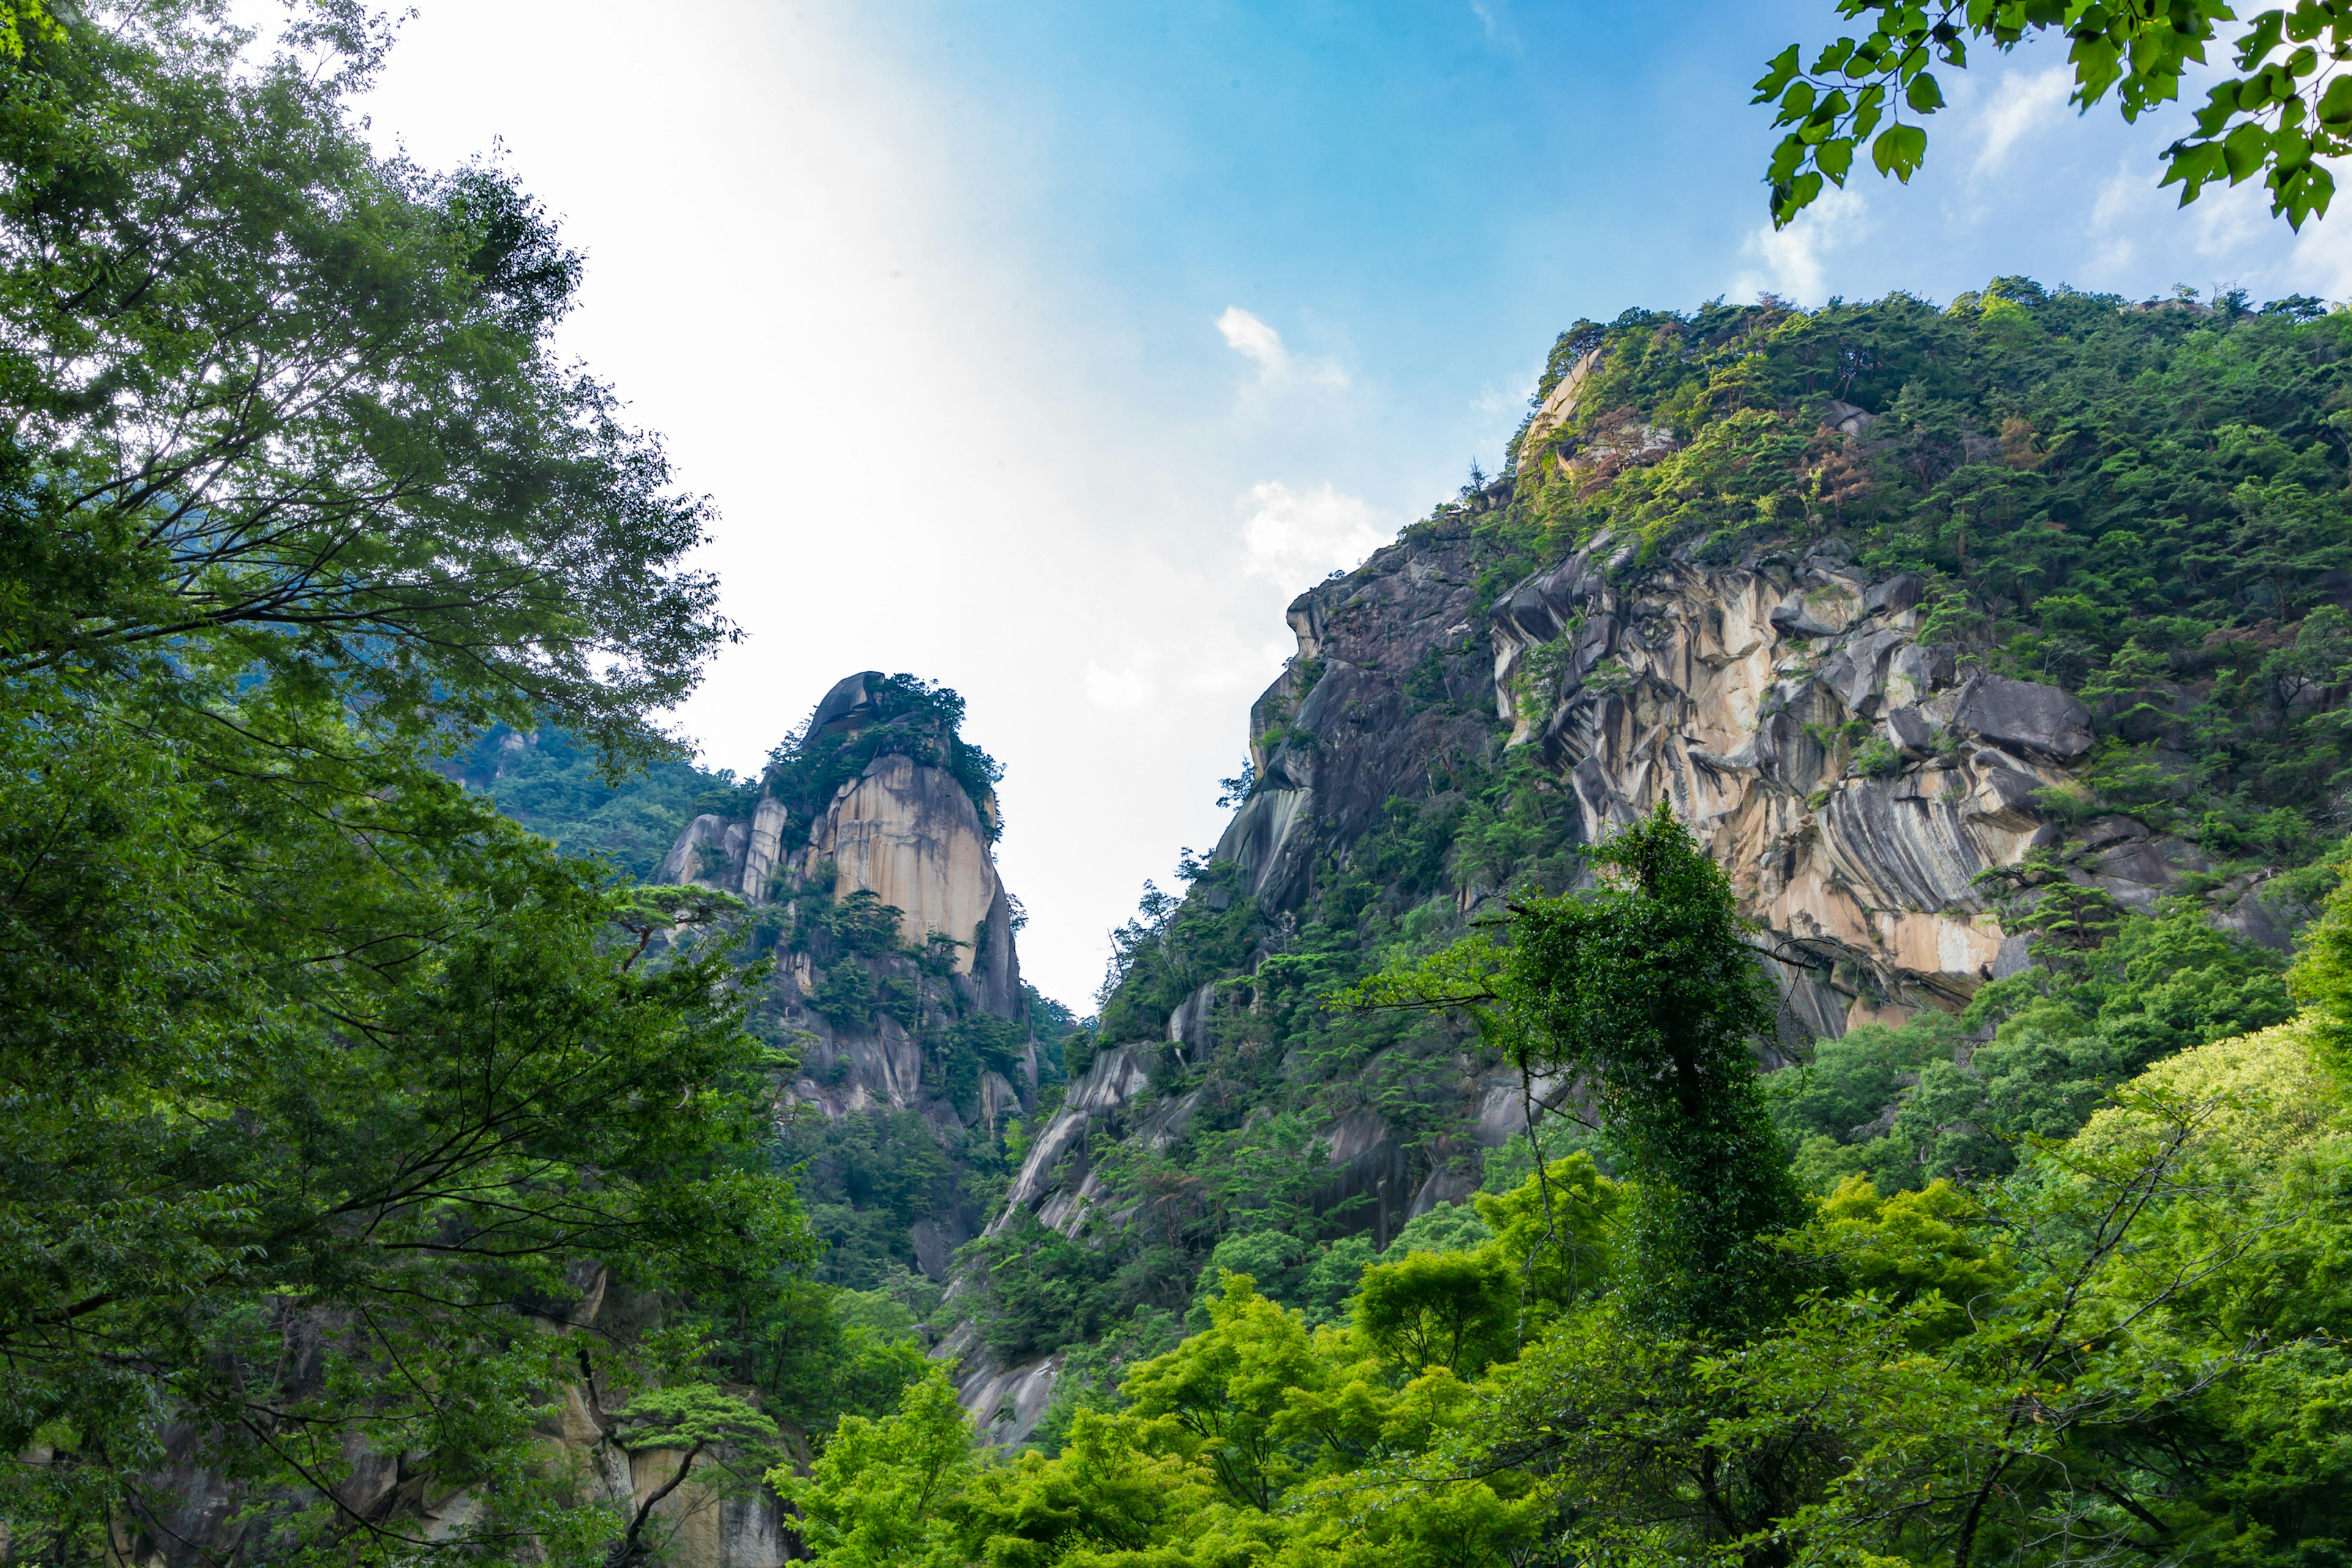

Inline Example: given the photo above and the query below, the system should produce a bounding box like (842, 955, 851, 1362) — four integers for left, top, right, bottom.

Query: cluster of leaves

(1758, 2, 2352, 230)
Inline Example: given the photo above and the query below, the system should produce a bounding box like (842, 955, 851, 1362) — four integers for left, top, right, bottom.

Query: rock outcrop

(799, 752, 1015, 990)
(952, 504, 2226, 1440)
(1483, 532, 2138, 1029)
(657, 671, 1022, 1017)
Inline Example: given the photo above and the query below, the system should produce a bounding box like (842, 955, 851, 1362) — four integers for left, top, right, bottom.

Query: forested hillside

(442, 726, 758, 881)
(0, 8, 926, 1565)
(819, 283, 2352, 1567)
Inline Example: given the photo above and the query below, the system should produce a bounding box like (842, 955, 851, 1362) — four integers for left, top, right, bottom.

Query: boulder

(1885, 642, 1957, 706)
(1887, 705, 1935, 758)
(1953, 675, 2094, 761)
(1770, 584, 1861, 638)
(1822, 399, 1878, 437)
(1863, 572, 1924, 616)
(2076, 815, 2149, 852)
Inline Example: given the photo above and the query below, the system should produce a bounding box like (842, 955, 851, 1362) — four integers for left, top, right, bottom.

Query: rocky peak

(655, 672, 1019, 1005)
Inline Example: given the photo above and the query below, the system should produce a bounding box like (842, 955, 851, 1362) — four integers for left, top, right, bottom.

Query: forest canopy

(0, 6, 860, 1564)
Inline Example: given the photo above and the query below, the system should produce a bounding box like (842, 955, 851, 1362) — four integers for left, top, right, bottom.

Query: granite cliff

(946, 287, 2334, 1445)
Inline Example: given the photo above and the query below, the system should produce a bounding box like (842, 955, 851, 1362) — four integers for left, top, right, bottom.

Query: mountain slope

(948, 280, 2340, 1444)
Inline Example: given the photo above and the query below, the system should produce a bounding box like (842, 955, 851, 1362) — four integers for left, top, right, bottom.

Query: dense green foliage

(793, 911, 2352, 1568)
(1787, 901, 2301, 1190)
(0, 3, 725, 766)
(0, 7, 865, 1563)
(1359, 806, 1807, 1336)
(443, 725, 754, 880)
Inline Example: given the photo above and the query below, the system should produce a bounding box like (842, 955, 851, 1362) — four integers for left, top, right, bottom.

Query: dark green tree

(1358, 803, 1806, 1337)
(0, 6, 807, 1563)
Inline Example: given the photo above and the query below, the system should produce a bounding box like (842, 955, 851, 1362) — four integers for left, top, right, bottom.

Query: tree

(1758, 2, 2352, 230)
(0, 6, 806, 1562)
(1356, 803, 1806, 1337)
(1350, 1249, 1517, 1376)
(771, 1366, 979, 1568)
(0, 0, 726, 767)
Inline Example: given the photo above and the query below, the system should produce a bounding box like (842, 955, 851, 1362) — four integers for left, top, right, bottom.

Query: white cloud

(1238, 480, 1388, 589)
(1970, 67, 2070, 179)
(1084, 662, 1153, 710)
(1216, 305, 1287, 369)
(1732, 184, 1869, 306)
(1217, 305, 1349, 388)
(1467, 0, 1518, 48)
(2086, 154, 2311, 295)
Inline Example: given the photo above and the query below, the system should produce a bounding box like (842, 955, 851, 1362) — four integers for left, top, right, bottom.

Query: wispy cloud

(1238, 480, 1387, 589)
(1216, 306, 1349, 388)
(1970, 67, 2070, 179)
(2086, 154, 2291, 292)
(1467, 0, 1518, 49)
(1732, 184, 1869, 305)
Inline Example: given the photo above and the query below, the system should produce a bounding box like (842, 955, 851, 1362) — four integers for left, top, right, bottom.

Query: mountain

(941, 280, 2332, 1445)
(650, 670, 1073, 1294)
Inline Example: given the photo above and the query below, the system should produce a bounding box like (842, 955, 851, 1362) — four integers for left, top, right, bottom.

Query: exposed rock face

(1208, 524, 2136, 1031)
(1216, 526, 1501, 910)
(657, 675, 1022, 1014)
(650, 676, 1033, 1291)
(952, 511, 2228, 1433)
(1480, 532, 2201, 1025)
(797, 752, 1016, 989)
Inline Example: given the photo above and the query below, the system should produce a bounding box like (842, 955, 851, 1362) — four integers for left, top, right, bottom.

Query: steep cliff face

(1485, 533, 2185, 1036)
(1207, 524, 2215, 1055)
(656, 673, 1021, 1012)
(952, 490, 2299, 1444)
(654, 673, 1052, 1300)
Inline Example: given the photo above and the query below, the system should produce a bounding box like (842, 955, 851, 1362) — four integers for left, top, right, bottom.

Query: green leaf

(1906, 71, 1946, 112)
(1872, 122, 1929, 179)
(1752, 43, 1801, 104)
(1771, 170, 1826, 228)
(1768, 132, 1809, 184)
(2224, 119, 2271, 180)
(1817, 137, 1856, 183)
(2317, 72, 2352, 123)
(1853, 82, 1886, 141)
(2237, 9, 2286, 70)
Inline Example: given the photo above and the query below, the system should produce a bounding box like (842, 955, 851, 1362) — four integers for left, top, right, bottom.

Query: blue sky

(348, 1, 2351, 1007)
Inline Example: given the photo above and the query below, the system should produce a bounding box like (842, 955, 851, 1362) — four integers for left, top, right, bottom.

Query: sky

(337, 0, 2352, 1010)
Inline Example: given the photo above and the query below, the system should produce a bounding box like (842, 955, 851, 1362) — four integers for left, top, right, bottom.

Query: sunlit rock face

(1203, 520, 2192, 1044)
(799, 752, 1010, 983)
(1481, 532, 2149, 1030)
(650, 674, 1030, 1291)
(654, 674, 1021, 1014)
